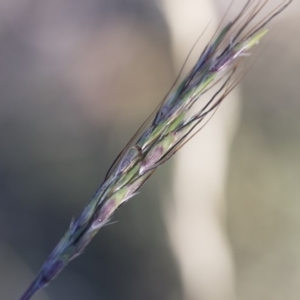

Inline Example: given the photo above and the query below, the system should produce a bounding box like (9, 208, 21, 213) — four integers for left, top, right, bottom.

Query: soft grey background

(0, 1, 299, 300)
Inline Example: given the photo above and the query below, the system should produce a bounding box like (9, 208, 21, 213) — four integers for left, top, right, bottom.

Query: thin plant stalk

(19, 1, 292, 299)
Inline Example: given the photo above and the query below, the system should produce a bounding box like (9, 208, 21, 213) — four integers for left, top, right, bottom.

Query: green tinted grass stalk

(19, 1, 292, 299)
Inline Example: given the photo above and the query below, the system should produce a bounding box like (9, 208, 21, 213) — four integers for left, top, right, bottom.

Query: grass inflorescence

(19, 1, 292, 299)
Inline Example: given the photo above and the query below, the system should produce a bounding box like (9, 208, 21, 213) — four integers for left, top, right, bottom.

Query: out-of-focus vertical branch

(161, 1, 239, 299)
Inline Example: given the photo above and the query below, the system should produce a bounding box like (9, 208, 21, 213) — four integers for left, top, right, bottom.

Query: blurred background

(0, 1, 299, 300)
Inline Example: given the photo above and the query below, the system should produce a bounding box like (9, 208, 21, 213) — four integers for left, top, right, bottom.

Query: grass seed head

(19, 1, 292, 299)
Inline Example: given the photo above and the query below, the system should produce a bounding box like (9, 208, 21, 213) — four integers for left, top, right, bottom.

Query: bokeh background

(0, 1, 299, 300)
